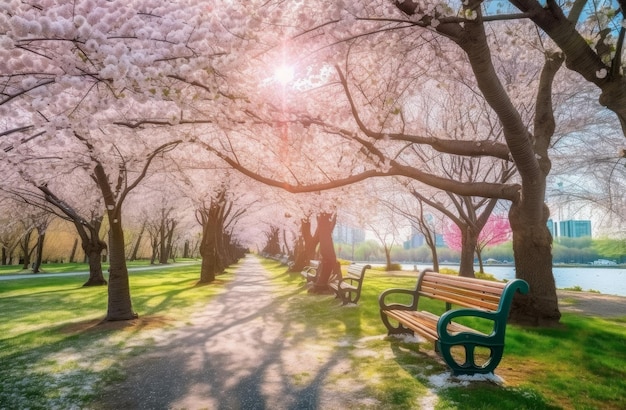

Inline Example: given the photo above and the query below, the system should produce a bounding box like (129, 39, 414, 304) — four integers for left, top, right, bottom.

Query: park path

(92, 254, 363, 410)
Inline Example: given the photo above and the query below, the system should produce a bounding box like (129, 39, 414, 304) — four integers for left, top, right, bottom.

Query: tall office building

(332, 224, 366, 244)
(559, 220, 592, 238)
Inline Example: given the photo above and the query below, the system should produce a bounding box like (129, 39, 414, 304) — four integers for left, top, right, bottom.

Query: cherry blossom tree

(444, 214, 512, 273)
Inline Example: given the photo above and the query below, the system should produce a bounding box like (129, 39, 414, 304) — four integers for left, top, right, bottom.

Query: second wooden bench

(329, 263, 371, 305)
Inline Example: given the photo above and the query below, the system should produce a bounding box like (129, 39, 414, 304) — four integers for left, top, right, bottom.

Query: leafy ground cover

(1, 258, 625, 409)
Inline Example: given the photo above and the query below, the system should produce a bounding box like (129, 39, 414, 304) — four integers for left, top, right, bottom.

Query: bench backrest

(417, 270, 508, 311)
(345, 263, 371, 279)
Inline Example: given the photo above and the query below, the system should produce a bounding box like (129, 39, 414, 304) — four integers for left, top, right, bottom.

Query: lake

(397, 264, 626, 297)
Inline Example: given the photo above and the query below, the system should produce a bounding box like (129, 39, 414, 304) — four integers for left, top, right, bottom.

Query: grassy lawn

(1, 257, 625, 409)
(264, 260, 626, 410)
(0, 258, 199, 276)
(0, 260, 229, 409)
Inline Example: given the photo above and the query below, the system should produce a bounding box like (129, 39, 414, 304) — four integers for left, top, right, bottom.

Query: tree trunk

(312, 213, 338, 291)
(20, 230, 32, 270)
(509, 203, 561, 325)
(458, 227, 477, 278)
(384, 245, 392, 271)
(129, 222, 145, 261)
(106, 218, 136, 320)
(69, 238, 78, 263)
(183, 240, 190, 258)
(82, 242, 108, 286)
(199, 225, 217, 283)
(476, 247, 485, 274)
(32, 232, 45, 273)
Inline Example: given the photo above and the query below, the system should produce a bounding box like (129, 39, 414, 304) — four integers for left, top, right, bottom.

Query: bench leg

(437, 341, 504, 375)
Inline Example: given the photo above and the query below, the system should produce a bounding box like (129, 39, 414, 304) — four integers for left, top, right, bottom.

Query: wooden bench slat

(418, 289, 501, 311)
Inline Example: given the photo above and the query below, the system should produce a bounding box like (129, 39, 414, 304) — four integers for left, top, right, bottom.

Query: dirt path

(92, 255, 369, 410)
(557, 290, 626, 317)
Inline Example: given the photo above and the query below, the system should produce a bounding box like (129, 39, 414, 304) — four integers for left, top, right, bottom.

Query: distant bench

(329, 263, 371, 305)
(379, 269, 529, 375)
(300, 260, 320, 283)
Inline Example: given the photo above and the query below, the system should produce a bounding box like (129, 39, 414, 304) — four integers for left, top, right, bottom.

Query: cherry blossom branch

(334, 65, 512, 160)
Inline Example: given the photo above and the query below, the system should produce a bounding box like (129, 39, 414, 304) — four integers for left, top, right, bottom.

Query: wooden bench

(300, 260, 320, 283)
(329, 263, 371, 305)
(379, 269, 529, 375)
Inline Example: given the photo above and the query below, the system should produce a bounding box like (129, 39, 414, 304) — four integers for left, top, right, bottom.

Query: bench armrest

(379, 288, 419, 311)
(437, 308, 505, 344)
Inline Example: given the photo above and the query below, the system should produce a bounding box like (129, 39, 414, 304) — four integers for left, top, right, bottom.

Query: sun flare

(274, 64, 294, 84)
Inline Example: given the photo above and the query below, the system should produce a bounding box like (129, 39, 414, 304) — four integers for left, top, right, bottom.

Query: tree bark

(106, 217, 136, 320)
(509, 203, 561, 325)
(32, 231, 45, 273)
(129, 221, 145, 261)
(458, 227, 477, 278)
(69, 238, 78, 263)
(312, 213, 338, 291)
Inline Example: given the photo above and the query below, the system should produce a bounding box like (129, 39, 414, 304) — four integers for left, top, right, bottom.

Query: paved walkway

(93, 255, 359, 410)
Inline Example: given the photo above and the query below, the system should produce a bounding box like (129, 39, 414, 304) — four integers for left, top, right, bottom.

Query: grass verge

(0, 261, 230, 409)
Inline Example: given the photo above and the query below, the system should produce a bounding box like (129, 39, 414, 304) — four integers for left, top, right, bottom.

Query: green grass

(2, 258, 625, 409)
(0, 260, 229, 409)
(0, 258, 200, 275)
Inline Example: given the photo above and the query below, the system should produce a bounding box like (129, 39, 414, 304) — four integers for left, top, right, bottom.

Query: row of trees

(332, 237, 626, 267)
(2, 1, 625, 326)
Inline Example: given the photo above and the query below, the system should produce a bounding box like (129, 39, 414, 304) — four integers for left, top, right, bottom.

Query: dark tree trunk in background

(32, 231, 45, 273)
(183, 240, 190, 258)
(458, 227, 477, 278)
(69, 238, 78, 263)
(129, 221, 145, 261)
(20, 229, 33, 270)
(292, 218, 319, 272)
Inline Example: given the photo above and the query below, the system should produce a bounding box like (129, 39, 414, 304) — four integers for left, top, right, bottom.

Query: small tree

(444, 215, 512, 273)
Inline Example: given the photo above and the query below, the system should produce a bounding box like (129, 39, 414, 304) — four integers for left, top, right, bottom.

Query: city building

(560, 219, 592, 238)
(332, 224, 366, 245)
(547, 219, 592, 238)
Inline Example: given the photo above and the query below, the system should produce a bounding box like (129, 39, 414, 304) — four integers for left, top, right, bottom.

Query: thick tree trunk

(312, 213, 338, 291)
(509, 203, 561, 325)
(83, 244, 107, 286)
(106, 219, 136, 320)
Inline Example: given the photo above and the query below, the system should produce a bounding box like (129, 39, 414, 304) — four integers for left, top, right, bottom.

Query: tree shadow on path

(92, 255, 357, 410)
